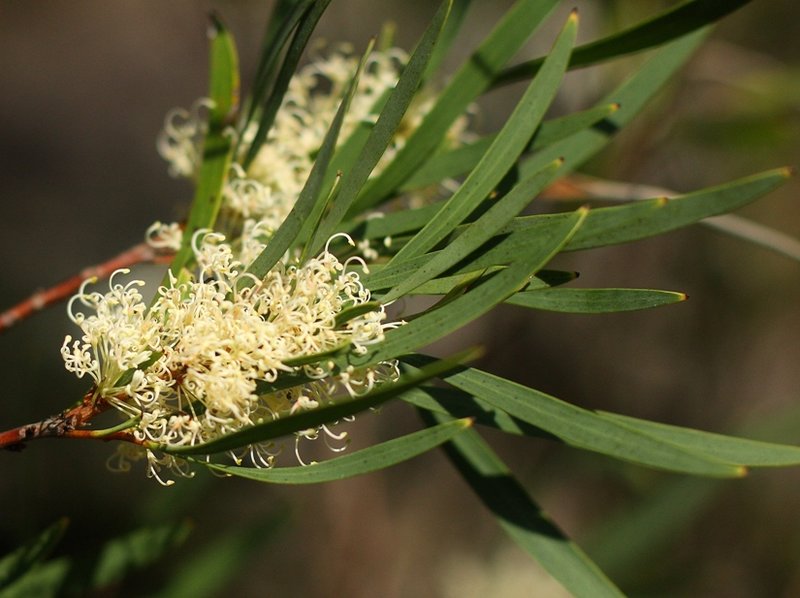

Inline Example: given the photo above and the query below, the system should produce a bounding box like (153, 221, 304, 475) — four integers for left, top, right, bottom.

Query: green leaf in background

(583, 476, 718, 582)
(1, 523, 192, 597)
(506, 288, 686, 313)
(154, 512, 285, 598)
(305, 0, 453, 256)
(204, 418, 471, 484)
(0, 519, 68, 591)
(495, 0, 752, 86)
(420, 410, 624, 598)
(164, 15, 240, 283)
(352, 0, 559, 211)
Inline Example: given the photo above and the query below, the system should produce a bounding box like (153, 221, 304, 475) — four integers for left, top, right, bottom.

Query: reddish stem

(0, 389, 138, 451)
(0, 242, 174, 334)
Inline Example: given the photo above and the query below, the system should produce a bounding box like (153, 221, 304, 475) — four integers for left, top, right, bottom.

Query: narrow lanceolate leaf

(204, 418, 471, 484)
(306, 0, 453, 256)
(241, 0, 314, 133)
(404, 356, 743, 477)
(506, 288, 686, 313)
(165, 16, 239, 283)
(423, 0, 473, 81)
(495, 0, 752, 86)
(563, 168, 791, 251)
(242, 0, 332, 169)
(244, 39, 375, 279)
(0, 519, 68, 591)
(471, 168, 791, 263)
(348, 209, 586, 369)
(584, 476, 718, 581)
(387, 12, 578, 265)
(165, 349, 478, 456)
(154, 513, 285, 598)
(597, 411, 800, 467)
(399, 103, 620, 192)
(352, 0, 559, 211)
(517, 29, 708, 183)
(383, 159, 563, 302)
(1, 523, 192, 598)
(420, 411, 624, 598)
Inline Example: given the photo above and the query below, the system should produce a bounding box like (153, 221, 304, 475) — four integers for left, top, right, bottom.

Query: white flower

(158, 46, 471, 236)
(62, 229, 399, 484)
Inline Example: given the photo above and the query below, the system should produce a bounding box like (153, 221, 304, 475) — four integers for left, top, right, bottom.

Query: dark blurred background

(0, 1, 798, 596)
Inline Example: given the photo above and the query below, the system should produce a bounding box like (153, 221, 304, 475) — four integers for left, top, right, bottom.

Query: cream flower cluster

(157, 45, 467, 234)
(61, 229, 399, 485)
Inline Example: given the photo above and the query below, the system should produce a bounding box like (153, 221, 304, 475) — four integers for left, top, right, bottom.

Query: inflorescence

(61, 230, 400, 485)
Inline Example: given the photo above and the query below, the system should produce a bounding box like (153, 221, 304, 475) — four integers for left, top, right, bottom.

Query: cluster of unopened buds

(61, 230, 401, 485)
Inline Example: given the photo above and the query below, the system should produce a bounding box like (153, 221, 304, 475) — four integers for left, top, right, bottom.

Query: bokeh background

(0, 1, 798, 596)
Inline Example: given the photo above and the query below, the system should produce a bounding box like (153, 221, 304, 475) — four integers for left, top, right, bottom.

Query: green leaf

(382, 159, 563, 302)
(584, 477, 718, 581)
(563, 168, 791, 251)
(348, 209, 586, 369)
(495, 0, 752, 86)
(242, 0, 332, 170)
(165, 349, 478, 456)
(405, 357, 744, 477)
(0, 519, 68, 591)
(516, 28, 708, 183)
(240, 0, 314, 134)
(2, 523, 192, 598)
(204, 418, 471, 484)
(400, 103, 620, 192)
(385, 11, 577, 270)
(352, 0, 559, 211)
(244, 39, 376, 278)
(306, 0, 453, 256)
(419, 411, 624, 598)
(154, 513, 285, 598)
(164, 16, 240, 284)
(597, 411, 800, 467)
(506, 288, 686, 313)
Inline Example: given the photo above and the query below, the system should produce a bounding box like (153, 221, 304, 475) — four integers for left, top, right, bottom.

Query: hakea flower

(157, 45, 469, 234)
(61, 229, 400, 485)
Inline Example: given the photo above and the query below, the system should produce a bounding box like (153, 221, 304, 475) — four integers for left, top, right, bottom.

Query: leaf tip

(207, 11, 225, 38)
(780, 165, 795, 179)
(610, 102, 622, 112)
(735, 465, 749, 478)
(459, 417, 475, 429)
(678, 292, 689, 302)
(568, 7, 579, 21)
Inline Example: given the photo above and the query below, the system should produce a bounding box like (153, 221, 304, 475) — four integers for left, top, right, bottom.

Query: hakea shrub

(2, 2, 799, 596)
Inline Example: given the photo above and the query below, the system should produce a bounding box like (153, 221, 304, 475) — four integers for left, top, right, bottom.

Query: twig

(0, 389, 141, 451)
(0, 242, 174, 335)
(542, 175, 800, 262)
